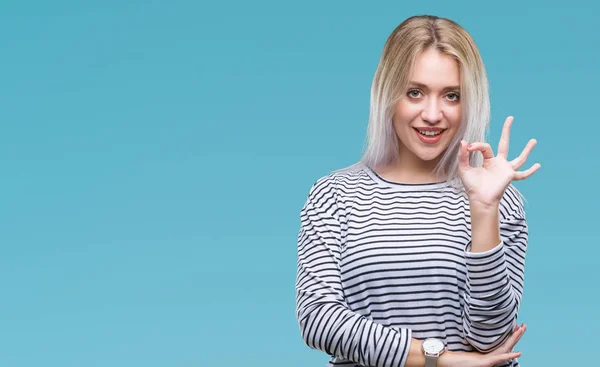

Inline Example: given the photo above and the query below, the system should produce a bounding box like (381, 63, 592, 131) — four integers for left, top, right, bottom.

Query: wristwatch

(422, 338, 446, 367)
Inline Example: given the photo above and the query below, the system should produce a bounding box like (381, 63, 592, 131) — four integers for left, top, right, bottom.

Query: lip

(414, 127, 445, 144)
(413, 127, 446, 132)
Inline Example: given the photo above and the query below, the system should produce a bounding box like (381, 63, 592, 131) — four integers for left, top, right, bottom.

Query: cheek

(445, 106, 462, 127)
(393, 102, 420, 127)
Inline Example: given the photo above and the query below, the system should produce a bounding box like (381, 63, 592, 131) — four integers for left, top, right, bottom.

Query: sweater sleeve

(295, 178, 413, 367)
(461, 185, 528, 352)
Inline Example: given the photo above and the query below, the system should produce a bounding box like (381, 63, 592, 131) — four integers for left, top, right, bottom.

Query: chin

(414, 149, 445, 162)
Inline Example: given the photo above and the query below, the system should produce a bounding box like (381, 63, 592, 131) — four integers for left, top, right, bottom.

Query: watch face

(422, 338, 444, 354)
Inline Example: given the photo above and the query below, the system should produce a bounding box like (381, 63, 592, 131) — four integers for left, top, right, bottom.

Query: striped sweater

(295, 163, 528, 367)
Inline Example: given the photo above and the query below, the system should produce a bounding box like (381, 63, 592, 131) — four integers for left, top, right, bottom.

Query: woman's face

(392, 48, 462, 167)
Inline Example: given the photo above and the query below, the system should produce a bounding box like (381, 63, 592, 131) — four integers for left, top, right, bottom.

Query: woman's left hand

(457, 116, 541, 207)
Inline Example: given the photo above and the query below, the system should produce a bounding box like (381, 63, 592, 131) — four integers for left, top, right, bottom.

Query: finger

(510, 139, 537, 170)
(497, 116, 514, 158)
(458, 140, 471, 171)
(492, 324, 526, 355)
(514, 163, 541, 180)
(488, 351, 522, 366)
(467, 142, 495, 160)
(504, 324, 526, 351)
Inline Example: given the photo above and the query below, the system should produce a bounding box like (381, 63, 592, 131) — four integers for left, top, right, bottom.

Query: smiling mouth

(413, 128, 446, 143)
(413, 128, 446, 136)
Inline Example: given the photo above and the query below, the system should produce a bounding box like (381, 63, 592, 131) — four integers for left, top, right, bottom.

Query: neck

(376, 155, 446, 184)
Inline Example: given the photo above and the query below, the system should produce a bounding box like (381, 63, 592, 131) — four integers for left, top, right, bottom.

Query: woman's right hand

(439, 324, 527, 367)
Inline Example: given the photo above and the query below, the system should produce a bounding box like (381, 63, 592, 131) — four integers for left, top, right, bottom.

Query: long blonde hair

(335, 15, 490, 188)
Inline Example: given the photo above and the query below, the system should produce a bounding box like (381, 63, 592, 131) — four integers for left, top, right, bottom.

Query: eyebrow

(408, 81, 460, 91)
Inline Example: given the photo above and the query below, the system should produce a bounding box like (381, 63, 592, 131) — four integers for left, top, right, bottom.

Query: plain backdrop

(1, 1, 597, 366)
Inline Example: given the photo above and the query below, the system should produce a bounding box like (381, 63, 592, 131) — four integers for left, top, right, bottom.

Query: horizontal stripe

(296, 163, 528, 367)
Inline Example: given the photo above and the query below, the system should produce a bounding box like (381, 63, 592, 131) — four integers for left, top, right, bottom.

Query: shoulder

(307, 164, 367, 200)
(499, 184, 526, 220)
(303, 164, 367, 212)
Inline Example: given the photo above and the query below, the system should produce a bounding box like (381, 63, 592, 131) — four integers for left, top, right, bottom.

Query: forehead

(409, 48, 460, 89)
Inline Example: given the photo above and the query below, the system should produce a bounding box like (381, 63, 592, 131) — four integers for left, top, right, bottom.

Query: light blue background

(1, 1, 596, 366)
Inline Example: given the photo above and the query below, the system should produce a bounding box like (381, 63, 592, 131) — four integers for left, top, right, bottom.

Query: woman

(295, 15, 540, 367)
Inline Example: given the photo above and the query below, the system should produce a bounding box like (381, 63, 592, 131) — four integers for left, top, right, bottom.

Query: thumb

(487, 351, 522, 366)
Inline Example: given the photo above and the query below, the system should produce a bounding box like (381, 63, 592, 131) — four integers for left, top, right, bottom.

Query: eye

(446, 92, 460, 101)
(407, 89, 422, 98)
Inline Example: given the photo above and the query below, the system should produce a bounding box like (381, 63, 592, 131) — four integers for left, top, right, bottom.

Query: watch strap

(425, 354, 438, 367)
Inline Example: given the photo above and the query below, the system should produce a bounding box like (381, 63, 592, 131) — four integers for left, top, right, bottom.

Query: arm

(296, 180, 427, 367)
(296, 179, 525, 367)
(462, 186, 528, 352)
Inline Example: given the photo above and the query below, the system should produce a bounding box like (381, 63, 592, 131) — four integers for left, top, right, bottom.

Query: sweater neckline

(363, 164, 455, 191)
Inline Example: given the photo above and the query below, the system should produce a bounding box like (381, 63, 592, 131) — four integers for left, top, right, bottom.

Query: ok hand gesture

(457, 116, 541, 207)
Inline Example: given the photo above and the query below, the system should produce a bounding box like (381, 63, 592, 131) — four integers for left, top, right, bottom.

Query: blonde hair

(335, 15, 490, 189)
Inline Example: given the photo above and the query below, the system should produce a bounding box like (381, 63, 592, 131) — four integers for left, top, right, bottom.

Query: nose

(421, 98, 443, 124)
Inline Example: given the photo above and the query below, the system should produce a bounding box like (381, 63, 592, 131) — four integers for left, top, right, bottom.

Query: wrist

(468, 199, 501, 253)
(469, 199, 500, 214)
(437, 350, 455, 367)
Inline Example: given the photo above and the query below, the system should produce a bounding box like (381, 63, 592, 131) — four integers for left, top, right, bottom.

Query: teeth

(418, 130, 442, 136)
